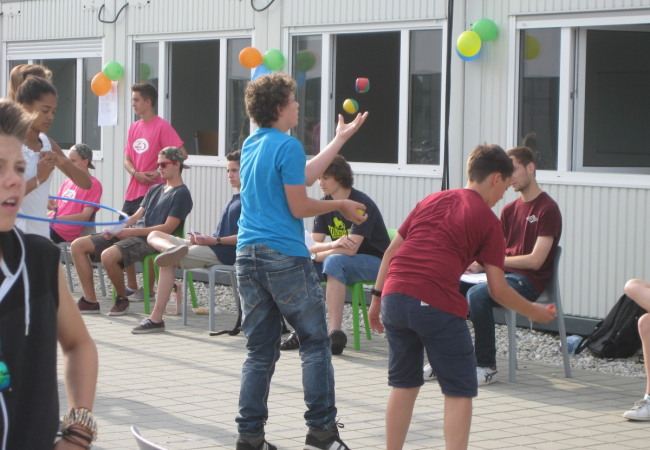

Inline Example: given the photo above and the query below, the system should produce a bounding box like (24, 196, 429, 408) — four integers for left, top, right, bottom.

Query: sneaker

(477, 366, 499, 386)
(129, 288, 156, 302)
(281, 331, 300, 351)
(77, 297, 100, 314)
(423, 363, 438, 382)
(329, 330, 347, 356)
(235, 434, 277, 450)
(304, 422, 350, 450)
(131, 318, 165, 334)
(125, 286, 137, 297)
(108, 296, 130, 316)
(623, 398, 650, 421)
(154, 245, 189, 267)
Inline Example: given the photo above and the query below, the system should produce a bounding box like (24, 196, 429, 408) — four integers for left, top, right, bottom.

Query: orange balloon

(239, 47, 263, 69)
(91, 72, 112, 96)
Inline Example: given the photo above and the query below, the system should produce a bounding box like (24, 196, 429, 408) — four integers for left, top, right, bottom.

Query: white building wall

(510, 0, 650, 15)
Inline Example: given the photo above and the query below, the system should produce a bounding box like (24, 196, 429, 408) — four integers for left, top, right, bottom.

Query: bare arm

(304, 112, 368, 186)
(484, 262, 556, 323)
(51, 140, 92, 189)
(284, 184, 367, 224)
(116, 215, 182, 239)
(57, 266, 98, 412)
(312, 234, 364, 261)
(504, 235, 554, 271)
(368, 232, 405, 333)
(124, 155, 157, 185)
(192, 233, 237, 246)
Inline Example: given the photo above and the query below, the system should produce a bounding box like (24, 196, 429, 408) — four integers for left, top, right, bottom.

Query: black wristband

(370, 287, 382, 297)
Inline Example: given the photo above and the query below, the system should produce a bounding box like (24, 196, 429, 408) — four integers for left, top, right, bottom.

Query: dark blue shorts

(382, 293, 478, 398)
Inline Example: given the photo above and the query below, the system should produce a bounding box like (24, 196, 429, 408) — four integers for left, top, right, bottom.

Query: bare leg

(149, 265, 176, 323)
(101, 247, 127, 298)
(70, 237, 98, 303)
(147, 231, 175, 252)
(125, 265, 138, 291)
(326, 277, 347, 331)
(386, 386, 419, 450)
(625, 279, 650, 395)
(443, 395, 472, 450)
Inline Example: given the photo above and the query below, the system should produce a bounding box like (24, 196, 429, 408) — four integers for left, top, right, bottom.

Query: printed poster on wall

(98, 81, 119, 126)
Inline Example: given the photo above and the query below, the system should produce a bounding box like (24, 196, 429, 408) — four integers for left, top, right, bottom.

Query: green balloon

(297, 50, 316, 72)
(263, 49, 285, 71)
(139, 63, 151, 81)
(103, 61, 124, 81)
(471, 18, 498, 42)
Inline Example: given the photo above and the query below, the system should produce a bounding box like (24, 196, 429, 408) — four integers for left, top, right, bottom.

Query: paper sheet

(304, 230, 316, 248)
(460, 273, 488, 284)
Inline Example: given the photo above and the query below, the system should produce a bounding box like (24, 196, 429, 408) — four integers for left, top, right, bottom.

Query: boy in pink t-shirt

(368, 145, 557, 450)
(49, 143, 102, 243)
(122, 83, 187, 296)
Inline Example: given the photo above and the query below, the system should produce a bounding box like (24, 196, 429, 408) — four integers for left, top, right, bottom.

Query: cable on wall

(441, 0, 454, 191)
(251, 0, 276, 12)
(98, 2, 129, 24)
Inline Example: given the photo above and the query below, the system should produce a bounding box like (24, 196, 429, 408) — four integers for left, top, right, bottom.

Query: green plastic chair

(113, 221, 196, 314)
(322, 227, 398, 351)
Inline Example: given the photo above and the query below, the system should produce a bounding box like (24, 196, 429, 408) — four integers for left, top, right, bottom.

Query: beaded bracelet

(61, 407, 98, 442)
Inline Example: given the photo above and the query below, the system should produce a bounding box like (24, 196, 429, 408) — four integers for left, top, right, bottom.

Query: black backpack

(575, 294, 647, 359)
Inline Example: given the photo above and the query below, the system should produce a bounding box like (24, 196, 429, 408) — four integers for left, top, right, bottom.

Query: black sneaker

(77, 297, 100, 314)
(329, 330, 347, 356)
(235, 434, 277, 450)
(304, 422, 350, 450)
(280, 331, 300, 350)
(131, 318, 165, 334)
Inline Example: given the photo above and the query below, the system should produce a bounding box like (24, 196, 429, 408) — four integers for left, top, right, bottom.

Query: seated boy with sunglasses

(71, 147, 193, 316)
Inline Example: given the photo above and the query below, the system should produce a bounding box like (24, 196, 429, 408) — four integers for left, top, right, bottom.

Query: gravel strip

(70, 266, 646, 379)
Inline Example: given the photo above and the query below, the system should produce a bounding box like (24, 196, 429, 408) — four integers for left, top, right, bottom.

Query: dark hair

(16, 76, 57, 105)
(226, 149, 241, 163)
(0, 99, 34, 142)
(8, 64, 51, 101)
(507, 146, 536, 168)
(323, 155, 353, 189)
(245, 73, 295, 128)
(131, 82, 158, 108)
(467, 144, 514, 183)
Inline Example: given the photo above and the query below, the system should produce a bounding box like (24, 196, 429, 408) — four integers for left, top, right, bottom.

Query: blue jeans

(468, 273, 539, 368)
(235, 245, 336, 436)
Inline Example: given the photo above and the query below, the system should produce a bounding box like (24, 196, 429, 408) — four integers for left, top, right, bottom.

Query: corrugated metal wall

(510, 0, 650, 15)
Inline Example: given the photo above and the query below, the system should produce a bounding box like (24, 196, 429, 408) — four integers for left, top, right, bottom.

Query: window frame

(510, 12, 650, 188)
(3, 51, 103, 160)
(286, 20, 448, 178)
(129, 30, 254, 167)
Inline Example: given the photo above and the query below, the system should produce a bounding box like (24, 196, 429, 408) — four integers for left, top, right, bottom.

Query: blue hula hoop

(16, 196, 129, 226)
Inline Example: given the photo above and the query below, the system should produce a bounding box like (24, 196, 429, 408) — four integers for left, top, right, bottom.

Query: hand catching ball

(343, 98, 359, 114)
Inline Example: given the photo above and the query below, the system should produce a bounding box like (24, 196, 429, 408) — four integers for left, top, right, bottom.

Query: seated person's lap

(88, 233, 158, 268)
(317, 253, 381, 285)
(167, 235, 224, 269)
(382, 292, 477, 398)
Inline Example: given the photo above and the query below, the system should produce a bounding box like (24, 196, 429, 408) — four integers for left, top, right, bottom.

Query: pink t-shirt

(383, 189, 506, 319)
(123, 116, 183, 201)
(50, 176, 103, 242)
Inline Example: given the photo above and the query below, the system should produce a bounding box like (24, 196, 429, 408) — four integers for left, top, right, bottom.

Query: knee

(70, 237, 92, 258)
(625, 279, 644, 299)
(322, 254, 345, 272)
(100, 247, 122, 267)
(147, 230, 167, 246)
(467, 285, 490, 310)
(638, 314, 650, 341)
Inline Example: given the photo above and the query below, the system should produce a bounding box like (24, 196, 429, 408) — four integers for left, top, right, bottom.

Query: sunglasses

(156, 161, 178, 169)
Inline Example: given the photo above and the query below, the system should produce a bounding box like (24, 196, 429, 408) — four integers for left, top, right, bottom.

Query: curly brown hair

(323, 155, 354, 189)
(245, 73, 296, 128)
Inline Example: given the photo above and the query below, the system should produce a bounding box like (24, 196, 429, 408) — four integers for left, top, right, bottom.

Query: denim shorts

(316, 253, 382, 285)
(382, 293, 478, 398)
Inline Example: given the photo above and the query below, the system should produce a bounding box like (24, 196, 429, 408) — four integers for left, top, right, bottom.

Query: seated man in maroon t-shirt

(367, 144, 556, 450)
(463, 146, 562, 386)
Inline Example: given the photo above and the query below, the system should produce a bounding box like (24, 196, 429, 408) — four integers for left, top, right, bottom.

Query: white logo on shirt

(133, 138, 150, 154)
(60, 189, 76, 203)
(527, 215, 538, 223)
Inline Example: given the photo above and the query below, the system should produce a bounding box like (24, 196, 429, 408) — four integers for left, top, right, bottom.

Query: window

(515, 21, 650, 173)
(134, 37, 250, 158)
(291, 28, 445, 167)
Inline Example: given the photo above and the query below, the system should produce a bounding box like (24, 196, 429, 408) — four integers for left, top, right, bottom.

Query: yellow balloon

(457, 30, 482, 57)
(524, 35, 541, 60)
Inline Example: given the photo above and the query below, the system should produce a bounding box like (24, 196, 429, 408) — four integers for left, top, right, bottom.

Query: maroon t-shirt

(501, 192, 562, 295)
(383, 189, 506, 319)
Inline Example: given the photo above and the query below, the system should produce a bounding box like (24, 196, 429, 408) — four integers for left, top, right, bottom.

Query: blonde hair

(8, 64, 52, 102)
(0, 98, 34, 142)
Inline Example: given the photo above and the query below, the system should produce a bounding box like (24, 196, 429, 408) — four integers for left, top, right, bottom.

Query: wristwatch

(311, 252, 317, 260)
(370, 287, 382, 297)
(131, 168, 137, 176)
(216, 237, 222, 246)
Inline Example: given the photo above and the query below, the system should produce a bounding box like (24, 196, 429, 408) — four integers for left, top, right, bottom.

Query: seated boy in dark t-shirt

(367, 145, 556, 450)
(281, 155, 389, 355)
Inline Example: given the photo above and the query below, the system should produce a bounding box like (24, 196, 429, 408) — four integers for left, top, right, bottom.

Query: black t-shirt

(0, 229, 60, 449)
(134, 183, 193, 232)
(209, 194, 241, 265)
(312, 188, 390, 259)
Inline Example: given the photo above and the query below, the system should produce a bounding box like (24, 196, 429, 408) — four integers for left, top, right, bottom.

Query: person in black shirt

(282, 156, 390, 355)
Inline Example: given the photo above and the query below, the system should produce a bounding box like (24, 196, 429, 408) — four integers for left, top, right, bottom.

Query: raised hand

(335, 112, 369, 142)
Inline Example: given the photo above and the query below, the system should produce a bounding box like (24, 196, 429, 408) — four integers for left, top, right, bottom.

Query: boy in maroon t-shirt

(368, 145, 556, 450)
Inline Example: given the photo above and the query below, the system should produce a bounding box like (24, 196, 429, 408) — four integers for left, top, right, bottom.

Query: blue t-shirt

(237, 127, 308, 257)
(209, 193, 241, 265)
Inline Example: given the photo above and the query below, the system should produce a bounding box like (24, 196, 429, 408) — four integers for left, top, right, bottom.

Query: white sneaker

(623, 398, 650, 421)
(423, 364, 438, 382)
(129, 288, 156, 302)
(477, 366, 499, 386)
